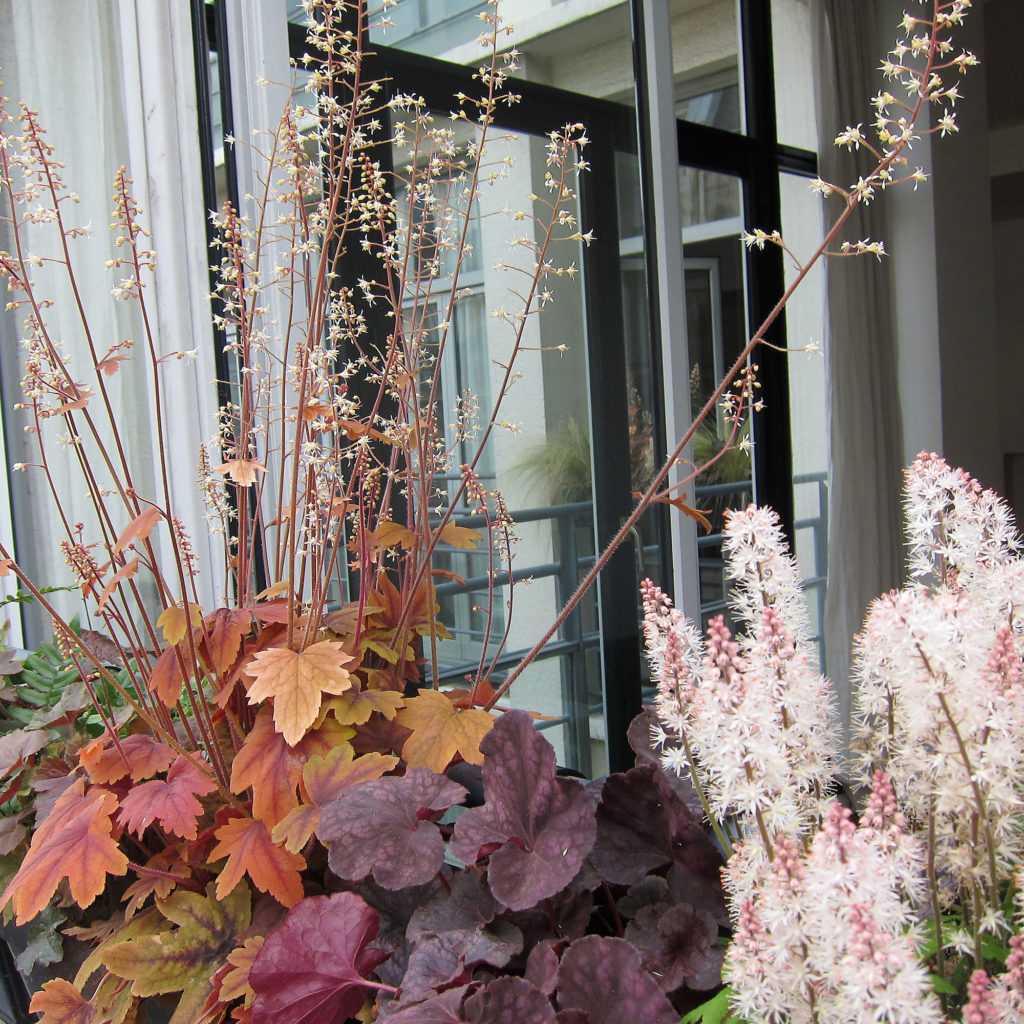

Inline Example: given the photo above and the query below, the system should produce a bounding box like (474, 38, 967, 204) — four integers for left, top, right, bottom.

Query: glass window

(779, 171, 829, 664)
(678, 168, 753, 628)
(670, 0, 744, 133)
(363, 0, 638, 104)
(387, 116, 601, 772)
(771, 0, 817, 151)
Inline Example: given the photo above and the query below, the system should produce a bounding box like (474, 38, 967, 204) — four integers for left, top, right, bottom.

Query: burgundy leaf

(554, 1011, 589, 1023)
(400, 932, 475, 1003)
(556, 935, 677, 1024)
(463, 977, 556, 1023)
(591, 765, 720, 887)
(249, 892, 389, 1024)
(525, 940, 563, 996)
(624, 902, 722, 992)
(627, 710, 702, 815)
(617, 875, 670, 919)
(319, 769, 467, 889)
(408, 873, 523, 971)
(450, 711, 598, 910)
(378, 985, 472, 1024)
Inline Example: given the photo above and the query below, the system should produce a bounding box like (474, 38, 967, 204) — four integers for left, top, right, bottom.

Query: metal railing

(424, 471, 830, 770)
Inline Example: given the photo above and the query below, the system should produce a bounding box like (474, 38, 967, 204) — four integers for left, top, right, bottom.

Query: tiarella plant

(0, 0, 988, 1022)
(647, 457, 1024, 1023)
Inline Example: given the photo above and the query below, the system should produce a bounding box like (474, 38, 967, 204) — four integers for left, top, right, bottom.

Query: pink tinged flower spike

(994, 934, 1024, 1020)
(964, 970, 1000, 1024)
(862, 770, 905, 833)
(985, 626, 1022, 700)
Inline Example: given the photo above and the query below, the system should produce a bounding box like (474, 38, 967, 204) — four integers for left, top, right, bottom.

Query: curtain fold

(813, 1, 905, 733)
(0, 1, 220, 644)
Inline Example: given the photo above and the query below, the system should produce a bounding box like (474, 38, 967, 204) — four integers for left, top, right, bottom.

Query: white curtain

(813, 1, 905, 732)
(0, 1, 221, 644)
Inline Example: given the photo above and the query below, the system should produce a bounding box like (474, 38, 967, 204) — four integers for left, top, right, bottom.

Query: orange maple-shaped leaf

(215, 460, 266, 486)
(396, 688, 495, 773)
(326, 687, 404, 726)
(272, 748, 398, 853)
(230, 706, 353, 827)
(29, 979, 94, 1024)
(210, 815, 305, 907)
(436, 523, 481, 549)
(95, 558, 139, 615)
(112, 506, 163, 557)
(148, 644, 187, 708)
(366, 520, 416, 553)
(220, 935, 265, 1005)
(118, 756, 217, 840)
(157, 602, 202, 646)
(245, 641, 355, 745)
(202, 608, 253, 674)
(2, 778, 128, 923)
(122, 848, 191, 919)
(79, 733, 176, 785)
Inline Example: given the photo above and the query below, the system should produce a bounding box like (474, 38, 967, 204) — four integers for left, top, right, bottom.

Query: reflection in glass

(387, 116, 600, 772)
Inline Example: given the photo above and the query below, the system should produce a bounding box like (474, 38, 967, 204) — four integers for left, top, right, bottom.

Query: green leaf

(930, 973, 958, 996)
(680, 987, 734, 1024)
(14, 905, 66, 974)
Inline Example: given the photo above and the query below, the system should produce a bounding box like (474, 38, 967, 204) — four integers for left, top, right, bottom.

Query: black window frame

(193, 0, 818, 772)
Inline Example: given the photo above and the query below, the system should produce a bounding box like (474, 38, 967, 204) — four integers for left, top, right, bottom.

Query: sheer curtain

(0, 1, 221, 644)
(813, 1, 905, 732)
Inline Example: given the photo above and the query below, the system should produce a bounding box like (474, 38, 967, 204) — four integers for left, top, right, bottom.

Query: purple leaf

(554, 1012, 589, 1024)
(591, 765, 720, 887)
(627, 710, 702, 816)
(463, 977, 556, 1023)
(250, 892, 390, 1024)
(556, 935, 677, 1024)
(408, 873, 523, 972)
(624, 902, 722, 992)
(525, 940, 563, 996)
(319, 768, 467, 889)
(451, 711, 598, 911)
(378, 985, 473, 1024)
(400, 932, 475, 1003)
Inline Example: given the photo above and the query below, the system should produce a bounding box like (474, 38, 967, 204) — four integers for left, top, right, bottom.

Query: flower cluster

(852, 454, 1024, 933)
(646, 505, 838, 845)
(724, 784, 939, 1024)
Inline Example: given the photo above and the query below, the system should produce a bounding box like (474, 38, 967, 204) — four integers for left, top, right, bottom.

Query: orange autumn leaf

(96, 352, 129, 377)
(659, 494, 713, 533)
(80, 733, 175, 784)
(337, 418, 396, 445)
(112, 506, 163, 557)
(272, 748, 397, 853)
(230, 706, 345, 827)
(221, 936, 265, 1005)
(148, 644, 186, 708)
(157, 602, 202, 646)
(118, 756, 217, 840)
(95, 558, 139, 614)
(255, 580, 290, 600)
(359, 520, 415, 555)
(395, 688, 495, 773)
(203, 608, 253, 674)
(437, 523, 481, 549)
(210, 815, 305, 908)
(122, 849, 191, 919)
(0, 558, 12, 577)
(245, 641, 355, 745)
(29, 979, 94, 1024)
(326, 687, 404, 726)
(1, 778, 128, 924)
(215, 460, 266, 487)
